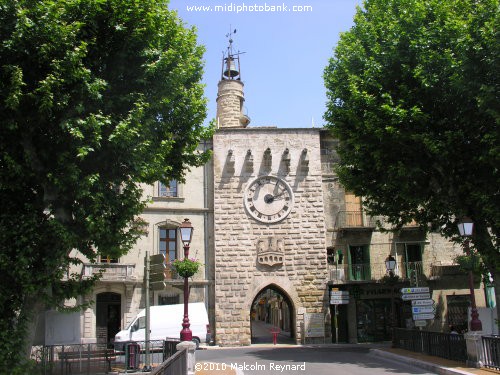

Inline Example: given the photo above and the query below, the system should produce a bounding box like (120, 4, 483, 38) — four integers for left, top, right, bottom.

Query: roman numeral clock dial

(244, 176, 294, 223)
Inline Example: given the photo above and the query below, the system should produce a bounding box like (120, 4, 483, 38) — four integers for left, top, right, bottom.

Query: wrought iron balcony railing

(328, 261, 426, 283)
(334, 211, 379, 230)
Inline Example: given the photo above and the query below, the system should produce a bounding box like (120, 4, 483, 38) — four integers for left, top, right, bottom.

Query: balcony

(82, 263, 136, 281)
(429, 263, 462, 280)
(328, 261, 426, 284)
(334, 211, 378, 231)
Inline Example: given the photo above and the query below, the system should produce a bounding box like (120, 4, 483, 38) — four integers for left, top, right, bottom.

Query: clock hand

(263, 191, 286, 204)
(273, 190, 285, 198)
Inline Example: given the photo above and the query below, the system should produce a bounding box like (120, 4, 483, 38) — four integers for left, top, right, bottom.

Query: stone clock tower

(213, 38, 329, 346)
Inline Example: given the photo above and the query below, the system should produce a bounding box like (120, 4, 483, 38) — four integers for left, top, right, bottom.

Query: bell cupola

(216, 29, 250, 128)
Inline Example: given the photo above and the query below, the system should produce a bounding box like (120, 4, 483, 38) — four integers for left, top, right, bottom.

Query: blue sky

(168, 0, 362, 128)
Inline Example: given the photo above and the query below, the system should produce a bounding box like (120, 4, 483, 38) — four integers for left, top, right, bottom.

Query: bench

(59, 348, 116, 374)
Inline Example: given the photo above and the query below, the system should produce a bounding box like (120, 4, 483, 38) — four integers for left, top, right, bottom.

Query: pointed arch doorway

(250, 285, 296, 344)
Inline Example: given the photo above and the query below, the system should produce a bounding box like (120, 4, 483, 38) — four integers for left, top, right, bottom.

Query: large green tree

(0, 0, 210, 371)
(324, 0, 499, 325)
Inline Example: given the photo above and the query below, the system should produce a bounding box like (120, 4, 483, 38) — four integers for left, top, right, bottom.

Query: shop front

(330, 283, 409, 343)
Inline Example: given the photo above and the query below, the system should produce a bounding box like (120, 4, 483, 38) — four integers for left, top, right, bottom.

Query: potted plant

(170, 258, 202, 278)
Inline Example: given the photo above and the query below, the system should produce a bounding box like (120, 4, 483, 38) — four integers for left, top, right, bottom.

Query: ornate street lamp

(179, 218, 194, 341)
(385, 254, 397, 345)
(385, 254, 397, 277)
(457, 217, 482, 331)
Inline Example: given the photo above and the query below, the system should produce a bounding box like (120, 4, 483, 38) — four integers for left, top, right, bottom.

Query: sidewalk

(373, 347, 499, 375)
(194, 344, 500, 375)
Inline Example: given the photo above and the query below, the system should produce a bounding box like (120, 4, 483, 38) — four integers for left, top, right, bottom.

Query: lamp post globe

(385, 254, 396, 277)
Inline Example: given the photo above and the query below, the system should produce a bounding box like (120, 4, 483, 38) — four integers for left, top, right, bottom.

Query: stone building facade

(51, 143, 215, 346)
(212, 128, 328, 345)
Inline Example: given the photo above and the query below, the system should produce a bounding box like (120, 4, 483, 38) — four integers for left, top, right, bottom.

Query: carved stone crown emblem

(257, 237, 284, 266)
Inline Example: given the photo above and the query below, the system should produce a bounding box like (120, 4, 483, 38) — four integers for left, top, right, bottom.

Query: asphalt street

(196, 346, 438, 375)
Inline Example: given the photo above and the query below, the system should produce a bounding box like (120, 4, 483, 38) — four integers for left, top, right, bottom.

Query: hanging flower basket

(170, 258, 202, 278)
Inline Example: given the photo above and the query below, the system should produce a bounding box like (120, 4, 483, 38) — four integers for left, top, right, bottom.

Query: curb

(371, 349, 476, 375)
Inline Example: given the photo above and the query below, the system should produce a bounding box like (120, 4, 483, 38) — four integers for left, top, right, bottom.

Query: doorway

(250, 284, 295, 344)
(96, 292, 121, 347)
(356, 298, 401, 342)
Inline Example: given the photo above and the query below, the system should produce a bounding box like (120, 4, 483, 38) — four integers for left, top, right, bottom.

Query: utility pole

(144, 251, 152, 371)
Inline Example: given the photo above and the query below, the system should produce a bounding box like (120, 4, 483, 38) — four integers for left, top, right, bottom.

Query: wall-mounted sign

(304, 313, 325, 338)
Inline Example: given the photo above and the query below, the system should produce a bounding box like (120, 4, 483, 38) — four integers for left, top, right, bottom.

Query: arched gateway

(250, 284, 296, 344)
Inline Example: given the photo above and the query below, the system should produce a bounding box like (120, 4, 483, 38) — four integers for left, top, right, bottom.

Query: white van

(114, 303, 209, 349)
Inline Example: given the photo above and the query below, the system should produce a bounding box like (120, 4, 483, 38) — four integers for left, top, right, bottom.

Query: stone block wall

(216, 80, 245, 128)
(213, 128, 329, 346)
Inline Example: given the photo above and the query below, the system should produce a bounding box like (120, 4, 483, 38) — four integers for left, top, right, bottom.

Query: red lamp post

(179, 218, 194, 341)
(457, 217, 482, 331)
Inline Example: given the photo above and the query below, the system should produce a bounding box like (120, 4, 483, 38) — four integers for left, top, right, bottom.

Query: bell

(223, 57, 239, 78)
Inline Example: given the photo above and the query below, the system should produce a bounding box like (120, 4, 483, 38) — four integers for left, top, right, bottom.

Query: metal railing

(348, 263, 372, 281)
(335, 211, 379, 230)
(401, 261, 424, 281)
(328, 261, 426, 283)
(393, 328, 466, 362)
(482, 335, 500, 370)
(150, 348, 187, 375)
(31, 339, 178, 374)
(430, 263, 462, 279)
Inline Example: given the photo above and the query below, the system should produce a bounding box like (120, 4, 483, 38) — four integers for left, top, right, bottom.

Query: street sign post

(150, 254, 166, 265)
(330, 298, 349, 305)
(330, 291, 349, 296)
(149, 254, 167, 291)
(401, 293, 431, 300)
(412, 306, 436, 314)
(402, 286, 435, 323)
(150, 272, 167, 283)
(413, 313, 435, 320)
(401, 287, 430, 294)
(330, 290, 349, 344)
(411, 299, 434, 306)
(330, 291, 349, 305)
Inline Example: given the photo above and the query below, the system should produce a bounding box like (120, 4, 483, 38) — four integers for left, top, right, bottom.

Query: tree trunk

(20, 294, 45, 361)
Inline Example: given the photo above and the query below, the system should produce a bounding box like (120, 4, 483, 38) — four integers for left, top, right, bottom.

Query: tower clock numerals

(243, 176, 294, 224)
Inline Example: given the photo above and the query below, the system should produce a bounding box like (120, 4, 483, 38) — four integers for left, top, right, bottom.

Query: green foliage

(380, 273, 400, 285)
(324, 0, 499, 331)
(0, 0, 209, 370)
(324, 0, 499, 268)
(454, 254, 482, 274)
(170, 258, 203, 278)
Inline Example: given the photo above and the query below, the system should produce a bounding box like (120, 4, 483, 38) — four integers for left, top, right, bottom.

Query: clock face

(244, 176, 294, 223)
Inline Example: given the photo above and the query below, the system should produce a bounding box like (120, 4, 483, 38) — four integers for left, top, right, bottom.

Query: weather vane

(221, 27, 245, 80)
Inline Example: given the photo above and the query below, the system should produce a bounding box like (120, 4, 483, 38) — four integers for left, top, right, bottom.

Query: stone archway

(249, 284, 296, 344)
